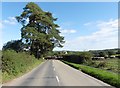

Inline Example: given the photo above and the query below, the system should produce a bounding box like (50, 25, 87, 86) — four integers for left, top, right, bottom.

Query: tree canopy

(16, 2, 64, 58)
(2, 40, 23, 52)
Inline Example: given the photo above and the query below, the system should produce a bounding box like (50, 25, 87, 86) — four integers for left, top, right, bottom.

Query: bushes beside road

(2, 50, 43, 82)
(62, 52, 92, 64)
(62, 61, 120, 88)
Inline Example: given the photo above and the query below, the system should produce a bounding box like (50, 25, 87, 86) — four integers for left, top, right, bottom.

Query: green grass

(62, 60, 120, 88)
(92, 58, 119, 73)
(2, 50, 44, 83)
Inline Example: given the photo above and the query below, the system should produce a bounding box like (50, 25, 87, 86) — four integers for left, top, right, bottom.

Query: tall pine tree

(16, 2, 64, 58)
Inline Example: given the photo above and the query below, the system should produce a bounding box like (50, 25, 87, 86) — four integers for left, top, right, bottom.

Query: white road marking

(53, 60, 60, 86)
(54, 68, 55, 71)
(56, 76, 60, 82)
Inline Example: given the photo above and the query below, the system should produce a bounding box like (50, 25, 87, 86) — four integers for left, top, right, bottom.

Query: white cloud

(0, 17, 18, 50)
(84, 22, 92, 26)
(61, 29, 77, 34)
(58, 28, 77, 36)
(54, 19, 118, 51)
(3, 17, 17, 25)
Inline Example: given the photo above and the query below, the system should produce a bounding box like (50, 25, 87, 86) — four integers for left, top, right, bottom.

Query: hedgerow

(2, 50, 43, 82)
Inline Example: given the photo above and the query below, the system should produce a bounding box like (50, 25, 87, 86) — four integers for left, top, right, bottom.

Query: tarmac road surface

(3, 60, 113, 87)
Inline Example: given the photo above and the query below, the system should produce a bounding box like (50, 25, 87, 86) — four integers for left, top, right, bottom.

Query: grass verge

(62, 60, 120, 88)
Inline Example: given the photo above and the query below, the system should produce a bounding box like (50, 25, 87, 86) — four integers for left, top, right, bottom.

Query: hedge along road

(3, 60, 113, 87)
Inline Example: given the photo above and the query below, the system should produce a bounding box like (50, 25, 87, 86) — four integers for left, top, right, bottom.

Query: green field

(92, 58, 119, 73)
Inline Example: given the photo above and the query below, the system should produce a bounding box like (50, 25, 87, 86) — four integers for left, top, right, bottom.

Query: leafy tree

(107, 51, 115, 57)
(79, 52, 93, 63)
(16, 2, 64, 58)
(89, 50, 100, 57)
(99, 51, 106, 57)
(2, 40, 23, 52)
(116, 49, 120, 54)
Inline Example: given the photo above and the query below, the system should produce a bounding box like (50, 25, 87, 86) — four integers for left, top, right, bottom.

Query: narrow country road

(3, 60, 113, 87)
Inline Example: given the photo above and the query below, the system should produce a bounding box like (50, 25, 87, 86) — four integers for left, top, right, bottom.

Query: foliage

(63, 61, 120, 88)
(96, 61, 107, 68)
(62, 52, 93, 64)
(89, 48, 119, 57)
(107, 51, 115, 57)
(2, 50, 43, 82)
(92, 58, 119, 73)
(2, 40, 23, 52)
(16, 2, 64, 58)
(116, 49, 120, 54)
(79, 52, 93, 63)
(98, 51, 106, 57)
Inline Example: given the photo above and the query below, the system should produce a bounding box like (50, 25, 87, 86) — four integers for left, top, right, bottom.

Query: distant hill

(89, 48, 119, 53)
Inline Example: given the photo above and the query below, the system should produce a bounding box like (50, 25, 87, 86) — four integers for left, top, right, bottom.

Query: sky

(0, 2, 118, 51)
